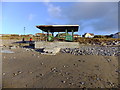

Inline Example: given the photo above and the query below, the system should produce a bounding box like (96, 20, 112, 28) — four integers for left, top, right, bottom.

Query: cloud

(61, 2, 118, 34)
(48, 4, 61, 18)
(28, 14, 35, 21)
(44, 2, 62, 19)
(43, 2, 118, 34)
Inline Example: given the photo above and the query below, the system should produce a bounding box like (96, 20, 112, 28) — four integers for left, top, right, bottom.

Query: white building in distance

(83, 33, 94, 38)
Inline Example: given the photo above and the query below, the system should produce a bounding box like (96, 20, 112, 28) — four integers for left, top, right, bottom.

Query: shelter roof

(36, 25, 79, 32)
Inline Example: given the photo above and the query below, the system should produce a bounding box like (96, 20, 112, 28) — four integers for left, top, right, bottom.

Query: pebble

(26, 49, 30, 51)
(2, 73, 6, 76)
(96, 77, 101, 81)
(115, 70, 120, 74)
(107, 59, 111, 62)
(30, 49, 34, 51)
(41, 63, 43, 65)
(58, 73, 62, 75)
(9, 46, 16, 49)
(39, 73, 44, 76)
(62, 65, 69, 68)
(51, 67, 56, 71)
(3, 45, 6, 47)
(61, 80, 66, 83)
(13, 73, 18, 76)
(18, 71, 22, 74)
(65, 72, 70, 75)
(69, 82, 74, 85)
(29, 72, 33, 74)
(63, 65, 66, 67)
(66, 77, 69, 79)
(79, 82, 85, 85)
(78, 60, 81, 62)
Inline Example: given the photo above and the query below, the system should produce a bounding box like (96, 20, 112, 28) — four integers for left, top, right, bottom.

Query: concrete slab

(35, 41, 79, 55)
(35, 41, 80, 49)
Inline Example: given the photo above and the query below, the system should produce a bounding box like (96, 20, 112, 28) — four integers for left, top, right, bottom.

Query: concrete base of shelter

(35, 41, 80, 49)
(35, 41, 80, 55)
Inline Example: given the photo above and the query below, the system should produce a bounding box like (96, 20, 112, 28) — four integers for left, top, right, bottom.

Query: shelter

(36, 25, 79, 41)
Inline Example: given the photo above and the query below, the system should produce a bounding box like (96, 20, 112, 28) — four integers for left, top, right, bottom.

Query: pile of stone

(100, 40, 120, 46)
(78, 39, 120, 46)
(60, 46, 119, 56)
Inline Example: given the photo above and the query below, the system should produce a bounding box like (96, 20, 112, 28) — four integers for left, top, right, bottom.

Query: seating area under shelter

(36, 25, 79, 41)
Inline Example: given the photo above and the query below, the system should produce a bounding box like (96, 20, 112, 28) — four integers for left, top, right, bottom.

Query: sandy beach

(1, 39, 119, 88)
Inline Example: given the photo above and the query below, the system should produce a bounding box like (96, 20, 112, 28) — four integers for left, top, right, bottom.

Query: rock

(106, 82, 112, 86)
(3, 45, 6, 47)
(13, 73, 18, 76)
(65, 72, 70, 75)
(63, 65, 69, 68)
(29, 72, 33, 74)
(63, 65, 66, 68)
(41, 63, 43, 65)
(51, 67, 56, 71)
(96, 77, 101, 81)
(106, 59, 111, 62)
(61, 80, 66, 83)
(73, 63, 78, 66)
(69, 82, 74, 85)
(2, 73, 6, 76)
(16, 46, 20, 48)
(58, 73, 62, 75)
(9, 46, 16, 49)
(26, 49, 30, 51)
(30, 49, 34, 51)
(79, 82, 85, 85)
(66, 77, 69, 79)
(60, 46, 119, 56)
(18, 71, 22, 74)
(39, 73, 44, 76)
(116, 70, 120, 74)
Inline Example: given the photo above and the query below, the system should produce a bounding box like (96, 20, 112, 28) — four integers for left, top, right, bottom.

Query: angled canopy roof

(36, 25, 79, 32)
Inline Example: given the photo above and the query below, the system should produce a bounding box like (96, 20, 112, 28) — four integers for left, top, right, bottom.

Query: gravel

(60, 46, 119, 56)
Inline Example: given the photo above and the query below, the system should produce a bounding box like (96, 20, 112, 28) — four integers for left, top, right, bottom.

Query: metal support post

(58, 32, 60, 38)
(52, 32, 54, 37)
(47, 30, 50, 41)
(65, 29, 68, 36)
(72, 30, 74, 41)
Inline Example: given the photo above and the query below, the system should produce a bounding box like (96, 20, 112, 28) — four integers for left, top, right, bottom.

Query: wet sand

(1, 39, 119, 88)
